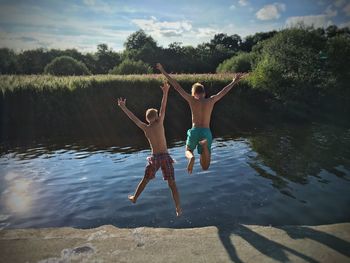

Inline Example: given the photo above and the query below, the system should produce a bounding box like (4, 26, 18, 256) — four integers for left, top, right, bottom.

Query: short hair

(145, 108, 158, 122)
(191, 83, 205, 96)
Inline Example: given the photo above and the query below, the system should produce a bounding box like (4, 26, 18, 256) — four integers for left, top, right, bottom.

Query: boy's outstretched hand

(117, 97, 126, 108)
(156, 63, 165, 72)
(160, 81, 170, 93)
(233, 72, 249, 84)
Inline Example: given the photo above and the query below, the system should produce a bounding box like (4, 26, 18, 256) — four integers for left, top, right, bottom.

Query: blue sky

(0, 0, 349, 52)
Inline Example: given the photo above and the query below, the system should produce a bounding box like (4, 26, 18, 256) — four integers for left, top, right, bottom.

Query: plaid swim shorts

(144, 153, 175, 181)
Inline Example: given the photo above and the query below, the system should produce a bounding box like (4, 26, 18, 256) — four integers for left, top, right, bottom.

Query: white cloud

(82, 0, 137, 14)
(325, 5, 337, 17)
(230, 5, 236, 10)
(196, 27, 218, 38)
(83, 0, 95, 6)
(131, 17, 192, 38)
(286, 15, 333, 28)
(0, 3, 133, 52)
(286, 3, 338, 29)
(0, 29, 131, 52)
(344, 3, 350, 16)
(334, 0, 346, 8)
(238, 0, 249, 7)
(339, 21, 350, 28)
(256, 3, 286, 21)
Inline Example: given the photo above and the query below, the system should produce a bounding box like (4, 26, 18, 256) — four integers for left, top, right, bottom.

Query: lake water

(0, 122, 349, 229)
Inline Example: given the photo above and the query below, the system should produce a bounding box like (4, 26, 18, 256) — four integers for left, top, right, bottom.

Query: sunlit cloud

(0, 0, 348, 51)
(344, 3, 350, 16)
(256, 3, 286, 21)
(334, 0, 346, 8)
(238, 0, 249, 7)
(131, 16, 192, 38)
(286, 4, 338, 29)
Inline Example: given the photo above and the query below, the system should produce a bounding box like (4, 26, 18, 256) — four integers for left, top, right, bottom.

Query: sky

(0, 0, 349, 52)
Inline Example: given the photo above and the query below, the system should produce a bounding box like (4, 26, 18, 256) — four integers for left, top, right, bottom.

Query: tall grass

(0, 74, 272, 143)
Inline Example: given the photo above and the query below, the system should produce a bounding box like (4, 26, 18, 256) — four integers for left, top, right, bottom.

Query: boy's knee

(185, 146, 193, 152)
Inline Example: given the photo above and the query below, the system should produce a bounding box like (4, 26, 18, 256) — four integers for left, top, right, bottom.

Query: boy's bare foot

(187, 156, 195, 174)
(176, 207, 182, 217)
(128, 195, 136, 203)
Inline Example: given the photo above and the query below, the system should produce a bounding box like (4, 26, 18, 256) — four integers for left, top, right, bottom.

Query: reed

(0, 74, 272, 143)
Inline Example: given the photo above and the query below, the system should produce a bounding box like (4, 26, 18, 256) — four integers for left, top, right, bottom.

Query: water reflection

(2, 172, 34, 214)
(0, 122, 349, 229)
(248, 123, 350, 188)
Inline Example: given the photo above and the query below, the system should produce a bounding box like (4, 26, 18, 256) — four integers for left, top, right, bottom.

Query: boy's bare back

(187, 97, 215, 128)
(143, 120, 168, 154)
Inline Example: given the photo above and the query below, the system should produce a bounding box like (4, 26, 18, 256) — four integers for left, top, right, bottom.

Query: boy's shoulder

(146, 119, 164, 129)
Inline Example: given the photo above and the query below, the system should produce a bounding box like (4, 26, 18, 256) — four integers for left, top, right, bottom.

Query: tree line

(1, 25, 348, 76)
(0, 24, 337, 75)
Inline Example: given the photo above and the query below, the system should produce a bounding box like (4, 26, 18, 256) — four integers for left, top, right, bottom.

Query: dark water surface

(0, 122, 349, 229)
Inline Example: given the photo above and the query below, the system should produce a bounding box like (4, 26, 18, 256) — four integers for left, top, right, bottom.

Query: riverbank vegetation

(1, 25, 349, 142)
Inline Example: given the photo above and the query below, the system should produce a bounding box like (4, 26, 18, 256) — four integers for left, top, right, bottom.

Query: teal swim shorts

(186, 127, 213, 154)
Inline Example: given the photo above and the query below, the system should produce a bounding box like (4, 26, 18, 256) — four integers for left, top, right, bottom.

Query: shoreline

(1, 223, 349, 262)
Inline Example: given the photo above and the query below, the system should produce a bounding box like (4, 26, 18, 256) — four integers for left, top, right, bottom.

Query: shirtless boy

(117, 82, 182, 216)
(156, 63, 247, 174)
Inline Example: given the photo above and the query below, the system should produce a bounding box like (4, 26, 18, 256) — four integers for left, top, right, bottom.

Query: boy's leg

(128, 176, 150, 203)
(167, 179, 182, 217)
(129, 159, 155, 203)
(186, 147, 195, 174)
(199, 139, 211, 170)
(185, 129, 196, 174)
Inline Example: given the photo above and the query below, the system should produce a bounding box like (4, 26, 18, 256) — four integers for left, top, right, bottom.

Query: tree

(124, 30, 158, 50)
(94, 44, 121, 74)
(216, 52, 253, 73)
(250, 28, 328, 105)
(0, 48, 18, 74)
(109, 59, 152, 74)
(44, 56, 91, 76)
(327, 35, 350, 86)
(210, 33, 242, 51)
(17, 48, 53, 74)
(123, 30, 160, 66)
(240, 31, 277, 52)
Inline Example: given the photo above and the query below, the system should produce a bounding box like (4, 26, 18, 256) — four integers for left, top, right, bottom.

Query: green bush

(216, 52, 253, 73)
(326, 35, 350, 84)
(109, 59, 153, 74)
(44, 56, 91, 76)
(249, 27, 328, 105)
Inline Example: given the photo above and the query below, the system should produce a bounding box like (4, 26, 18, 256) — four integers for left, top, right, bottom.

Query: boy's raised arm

(159, 81, 170, 122)
(117, 98, 147, 130)
(156, 63, 192, 102)
(210, 73, 248, 103)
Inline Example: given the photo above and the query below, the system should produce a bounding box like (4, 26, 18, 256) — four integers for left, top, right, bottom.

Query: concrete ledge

(1, 223, 350, 262)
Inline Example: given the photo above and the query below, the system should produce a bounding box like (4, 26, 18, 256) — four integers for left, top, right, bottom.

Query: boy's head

(191, 83, 206, 99)
(146, 108, 158, 123)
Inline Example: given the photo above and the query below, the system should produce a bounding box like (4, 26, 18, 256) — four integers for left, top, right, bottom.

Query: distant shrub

(326, 35, 350, 84)
(109, 59, 152, 75)
(44, 56, 91, 76)
(216, 52, 253, 73)
(249, 27, 328, 105)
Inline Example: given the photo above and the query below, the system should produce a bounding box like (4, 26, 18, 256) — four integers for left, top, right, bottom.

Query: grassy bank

(0, 74, 277, 143)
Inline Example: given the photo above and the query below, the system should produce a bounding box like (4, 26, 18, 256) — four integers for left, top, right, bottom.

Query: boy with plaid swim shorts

(145, 153, 174, 181)
(117, 82, 182, 217)
(157, 63, 248, 174)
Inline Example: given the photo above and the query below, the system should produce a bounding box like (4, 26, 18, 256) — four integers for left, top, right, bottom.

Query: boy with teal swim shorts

(157, 63, 247, 174)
